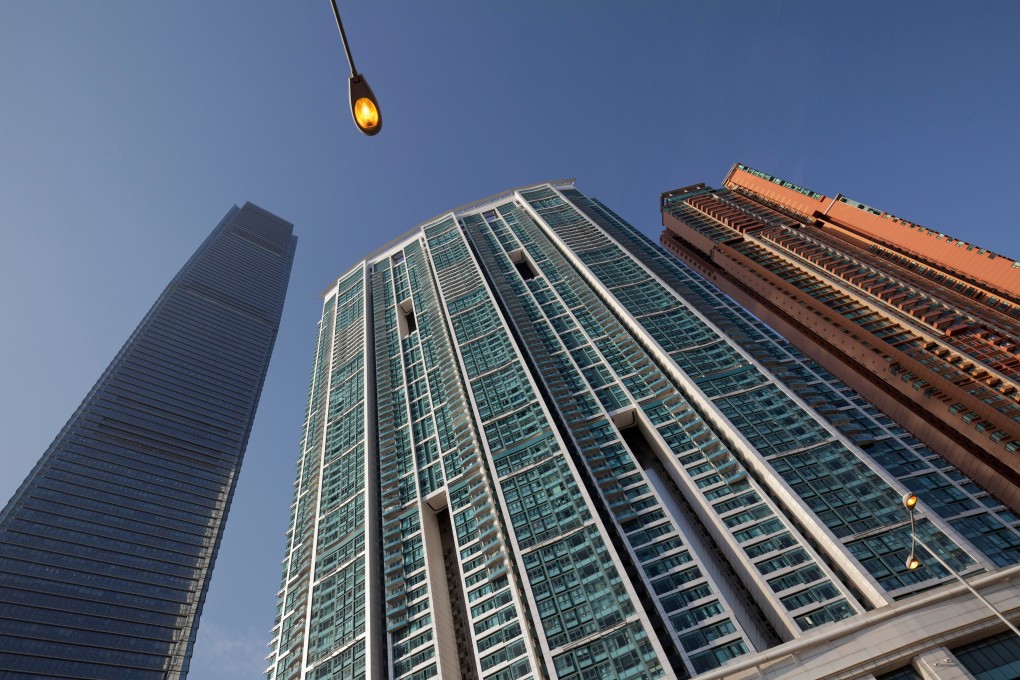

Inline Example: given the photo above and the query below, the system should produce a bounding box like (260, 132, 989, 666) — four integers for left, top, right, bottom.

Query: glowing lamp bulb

(903, 493, 918, 510)
(905, 555, 921, 570)
(354, 97, 379, 131)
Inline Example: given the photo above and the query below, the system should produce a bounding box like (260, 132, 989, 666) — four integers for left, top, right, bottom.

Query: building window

(952, 630, 1020, 679)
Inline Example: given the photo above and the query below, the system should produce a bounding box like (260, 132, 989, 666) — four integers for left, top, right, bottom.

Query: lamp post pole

(903, 493, 1020, 638)
(329, 0, 358, 76)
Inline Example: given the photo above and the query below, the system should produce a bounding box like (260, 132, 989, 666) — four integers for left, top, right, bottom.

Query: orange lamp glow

(905, 555, 921, 570)
(903, 493, 918, 510)
(354, 97, 379, 132)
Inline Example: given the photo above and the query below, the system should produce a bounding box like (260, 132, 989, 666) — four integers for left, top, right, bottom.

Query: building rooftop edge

(726, 163, 1017, 268)
(663, 163, 1017, 270)
(319, 178, 577, 298)
(239, 200, 295, 229)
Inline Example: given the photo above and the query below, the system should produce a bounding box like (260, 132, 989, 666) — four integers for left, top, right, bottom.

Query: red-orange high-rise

(661, 164, 1020, 511)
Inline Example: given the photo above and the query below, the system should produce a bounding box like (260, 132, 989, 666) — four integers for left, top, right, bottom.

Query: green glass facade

(268, 182, 1018, 680)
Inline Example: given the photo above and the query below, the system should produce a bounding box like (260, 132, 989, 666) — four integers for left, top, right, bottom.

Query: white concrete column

(914, 647, 974, 680)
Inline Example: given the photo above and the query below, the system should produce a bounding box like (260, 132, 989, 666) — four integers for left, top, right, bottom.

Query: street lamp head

(349, 74, 382, 136)
(905, 554, 921, 570)
(902, 493, 918, 511)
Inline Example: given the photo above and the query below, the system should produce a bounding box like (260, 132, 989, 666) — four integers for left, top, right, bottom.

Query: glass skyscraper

(0, 203, 296, 679)
(268, 183, 1020, 680)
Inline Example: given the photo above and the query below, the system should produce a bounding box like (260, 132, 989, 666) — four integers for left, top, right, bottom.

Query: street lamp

(902, 492, 1020, 637)
(329, 0, 382, 136)
(902, 492, 920, 571)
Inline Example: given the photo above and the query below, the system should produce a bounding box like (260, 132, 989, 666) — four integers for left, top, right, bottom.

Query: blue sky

(2, 2, 1019, 678)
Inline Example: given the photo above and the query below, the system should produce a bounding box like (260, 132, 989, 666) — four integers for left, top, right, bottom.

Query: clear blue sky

(2, 2, 1018, 677)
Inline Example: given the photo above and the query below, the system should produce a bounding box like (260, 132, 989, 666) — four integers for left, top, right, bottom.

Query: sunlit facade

(0, 203, 296, 679)
(661, 164, 1020, 511)
(268, 183, 1020, 680)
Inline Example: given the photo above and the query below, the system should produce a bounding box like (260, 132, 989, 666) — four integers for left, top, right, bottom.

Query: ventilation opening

(613, 409, 781, 651)
(421, 493, 477, 680)
(398, 299, 417, 337)
(508, 248, 537, 280)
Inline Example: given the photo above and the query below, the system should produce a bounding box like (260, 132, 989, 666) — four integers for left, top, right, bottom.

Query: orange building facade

(660, 164, 1020, 511)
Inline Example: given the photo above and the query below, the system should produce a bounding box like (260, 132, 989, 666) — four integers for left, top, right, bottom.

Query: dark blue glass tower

(0, 203, 296, 679)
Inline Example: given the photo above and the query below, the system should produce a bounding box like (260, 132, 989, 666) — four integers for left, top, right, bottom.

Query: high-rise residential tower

(268, 182, 1020, 680)
(0, 203, 296, 679)
(660, 165, 1020, 512)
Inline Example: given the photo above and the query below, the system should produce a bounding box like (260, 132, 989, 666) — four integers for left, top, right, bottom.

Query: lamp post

(902, 492, 1020, 637)
(329, 0, 382, 135)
